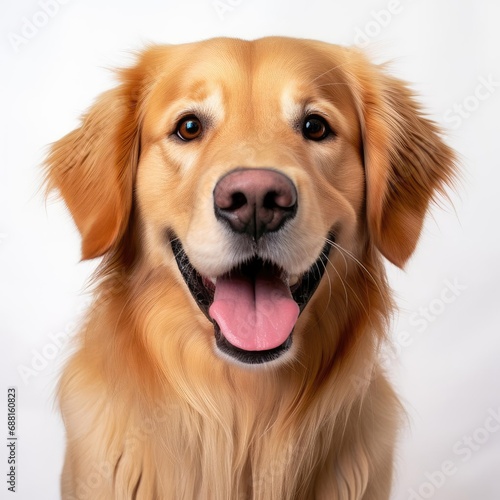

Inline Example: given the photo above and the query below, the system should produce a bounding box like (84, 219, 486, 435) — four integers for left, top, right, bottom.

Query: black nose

(213, 168, 298, 241)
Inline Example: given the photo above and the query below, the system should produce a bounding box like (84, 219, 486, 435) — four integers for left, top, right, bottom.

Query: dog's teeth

(289, 275, 299, 286)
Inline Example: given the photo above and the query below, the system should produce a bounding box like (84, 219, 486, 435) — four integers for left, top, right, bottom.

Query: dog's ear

(45, 68, 142, 260)
(349, 55, 456, 268)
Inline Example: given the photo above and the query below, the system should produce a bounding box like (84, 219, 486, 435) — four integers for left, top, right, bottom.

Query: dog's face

(46, 38, 455, 366)
(137, 39, 364, 363)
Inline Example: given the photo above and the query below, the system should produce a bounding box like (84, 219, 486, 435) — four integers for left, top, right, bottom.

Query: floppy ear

(45, 70, 142, 260)
(351, 56, 456, 268)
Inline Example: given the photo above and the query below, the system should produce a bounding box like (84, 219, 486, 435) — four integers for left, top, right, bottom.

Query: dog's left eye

(302, 114, 332, 141)
(175, 115, 203, 141)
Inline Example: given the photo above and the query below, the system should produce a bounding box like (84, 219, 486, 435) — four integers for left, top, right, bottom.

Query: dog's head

(46, 37, 455, 366)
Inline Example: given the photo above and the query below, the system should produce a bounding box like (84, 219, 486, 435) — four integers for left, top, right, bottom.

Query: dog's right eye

(175, 115, 203, 141)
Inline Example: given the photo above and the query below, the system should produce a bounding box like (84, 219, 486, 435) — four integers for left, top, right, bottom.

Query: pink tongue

(209, 265, 299, 351)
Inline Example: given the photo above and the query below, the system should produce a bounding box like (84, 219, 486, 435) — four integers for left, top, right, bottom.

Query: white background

(1, 0, 499, 499)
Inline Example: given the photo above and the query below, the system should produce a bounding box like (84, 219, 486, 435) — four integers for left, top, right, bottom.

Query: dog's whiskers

(324, 254, 346, 309)
(314, 82, 351, 90)
(327, 239, 386, 296)
(324, 237, 390, 323)
(324, 250, 374, 327)
(310, 61, 352, 84)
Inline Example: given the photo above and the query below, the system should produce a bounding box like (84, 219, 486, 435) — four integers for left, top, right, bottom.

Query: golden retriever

(45, 37, 456, 499)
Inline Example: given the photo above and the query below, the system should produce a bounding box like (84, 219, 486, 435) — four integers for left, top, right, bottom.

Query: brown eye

(176, 115, 202, 141)
(302, 114, 332, 141)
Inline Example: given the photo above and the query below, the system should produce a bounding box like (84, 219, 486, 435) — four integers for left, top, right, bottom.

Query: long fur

(45, 37, 456, 499)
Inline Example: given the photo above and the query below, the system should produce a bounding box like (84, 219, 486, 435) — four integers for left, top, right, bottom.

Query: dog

(45, 37, 456, 499)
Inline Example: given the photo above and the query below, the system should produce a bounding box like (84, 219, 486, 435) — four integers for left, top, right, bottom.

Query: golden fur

(45, 37, 456, 499)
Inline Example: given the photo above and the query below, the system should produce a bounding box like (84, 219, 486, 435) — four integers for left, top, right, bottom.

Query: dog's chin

(214, 322, 294, 366)
(169, 233, 333, 365)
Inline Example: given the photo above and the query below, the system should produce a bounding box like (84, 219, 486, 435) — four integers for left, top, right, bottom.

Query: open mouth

(170, 235, 333, 364)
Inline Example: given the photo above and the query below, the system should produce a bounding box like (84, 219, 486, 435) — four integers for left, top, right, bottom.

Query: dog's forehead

(152, 38, 345, 94)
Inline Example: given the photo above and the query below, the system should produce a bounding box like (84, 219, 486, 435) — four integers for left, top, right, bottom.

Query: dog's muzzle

(170, 167, 332, 365)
